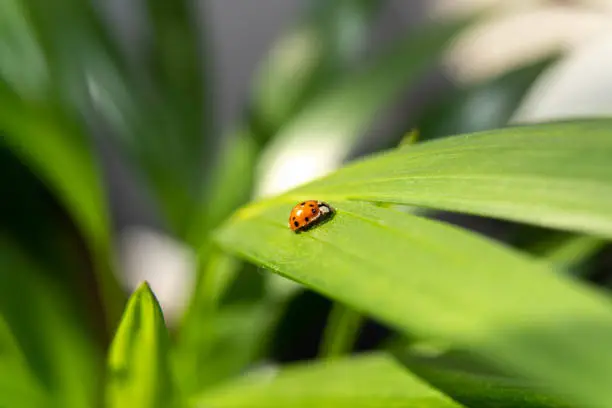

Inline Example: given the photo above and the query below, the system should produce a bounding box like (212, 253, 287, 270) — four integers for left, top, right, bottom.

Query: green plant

(0, 1, 610, 408)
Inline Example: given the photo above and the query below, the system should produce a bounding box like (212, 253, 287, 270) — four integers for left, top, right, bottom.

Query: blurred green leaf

(283, 120, 612, 238)
(249, 0, 383, 140)
(107, 282, 174, 408)
(145, 0, 207, 138)
(319, 303, 363, 359)
(174, 130, 267, 398)
(176, 301, 276, 395)
(174, 246, 284, 395)
(0, 92, 107, 248)
(541, 235, 605, 270)
(399, 128, 421, 147)
(524, 229, 605, 267)
(0, 0, 48, 99)
(0, 0, 123, 327)
(195, 352, 462, 408)
(17, 0, 209, 237)
(134, 0, 211, 236)
(189, 130, 259, 245)
(0, 88, 123, 328)
(18, 0, 127, 106)
(395, 350, 568, 408)
(0, 239, 101, 408)
(0, 315, 50, 408)
(417, 55, 558, 141)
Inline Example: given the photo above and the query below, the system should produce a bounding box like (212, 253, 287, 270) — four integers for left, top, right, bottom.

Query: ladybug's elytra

(288, 200, 333, 232)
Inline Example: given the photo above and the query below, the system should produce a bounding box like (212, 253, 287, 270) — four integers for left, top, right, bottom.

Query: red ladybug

(288, 200, 333, 232)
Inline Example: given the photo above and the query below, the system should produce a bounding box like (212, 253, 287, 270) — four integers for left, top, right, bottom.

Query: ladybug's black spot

(293, 217, 296, 220)
(311, 208, 316, 214)
(294, 221, 299, 227)
(305, 217, 309, 222)
(300, 202, 306, 206)
(309, 203, 314, 207)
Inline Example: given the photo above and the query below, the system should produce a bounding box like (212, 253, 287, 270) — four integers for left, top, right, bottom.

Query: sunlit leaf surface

(216, 120, 612, 408)
(196, 353, 462, 408)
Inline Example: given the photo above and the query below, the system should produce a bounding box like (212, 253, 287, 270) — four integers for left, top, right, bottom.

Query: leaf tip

(399, 128, 420, 146)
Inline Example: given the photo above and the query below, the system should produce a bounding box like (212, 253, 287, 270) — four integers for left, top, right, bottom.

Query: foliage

(0, 1, 610, 408)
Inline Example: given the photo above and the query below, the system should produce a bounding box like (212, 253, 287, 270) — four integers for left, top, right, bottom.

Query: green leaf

(215, 198, 612, 407)
(17, 0, 209, 237)
(175, 301, 276, 395)
(395, 350, 569, 408)
(174, 245, 289, 395)
(249, 0, 383, 140)
(283, 120, 612, 238)
(134, 0, 212, 235)
(107, 282, 174, 408)
(525, 231, 605, 273)
(18, 0, 128, 115)
(0, 90, 123, 328)
(0, 0, 123, 327)
(0, 239, 101, 408)
(175, 132, 268, 398)
(188, 130, 259, 245)
(0, 0, 48, 99)
(0, 95, 107, 248)
(195, 352, 463, 408)
(145, 0, 207, 138)
(0, 315, 50, 408)
(319, 303, 363, 359)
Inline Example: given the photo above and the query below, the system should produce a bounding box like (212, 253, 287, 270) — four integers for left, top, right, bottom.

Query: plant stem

(319, 302, 363, 359)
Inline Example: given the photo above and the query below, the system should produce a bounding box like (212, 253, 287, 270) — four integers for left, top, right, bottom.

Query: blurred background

(3, 0, 612, 402)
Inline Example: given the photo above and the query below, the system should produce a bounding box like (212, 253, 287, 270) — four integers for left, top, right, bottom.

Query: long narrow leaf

(216, 199, 612, 407)
(0, 0, 124, 326)
(0, 240, 102, 408)
(282, 120, 612, 238)
(137, 0, 211, 235)
(396, 350, 568, 408)
(195, 352, 463, 408)
(0, 315, 50, 408)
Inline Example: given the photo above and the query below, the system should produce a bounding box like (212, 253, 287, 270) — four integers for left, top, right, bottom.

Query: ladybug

(288, 200, 334, 232)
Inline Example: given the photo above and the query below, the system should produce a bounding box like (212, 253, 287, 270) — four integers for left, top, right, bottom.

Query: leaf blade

(216, 199, 612, 407)
(195, 353, 463, 408)
(107, 282, 174, 408)
(0, 0, 124, 326)
(0, 239, 102, 408)
(395, 349, 569, 408)
(282, 120, 612, 238)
